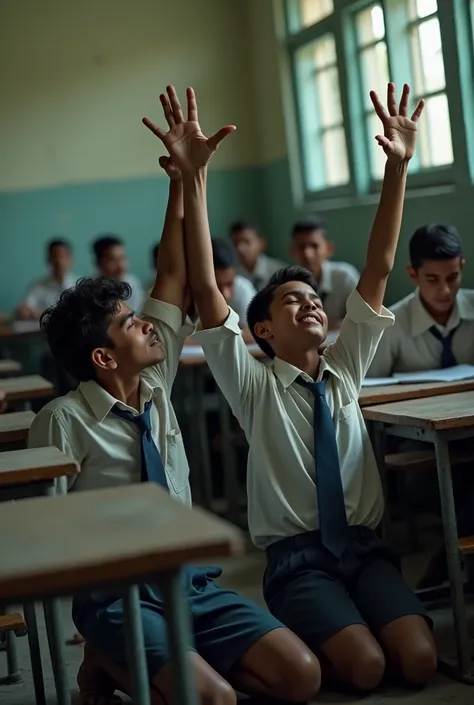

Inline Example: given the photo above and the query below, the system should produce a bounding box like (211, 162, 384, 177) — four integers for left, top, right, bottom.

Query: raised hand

(143, 85, 236, 173)
(370, 83, 424, 162)
(158, 155, 181, 181)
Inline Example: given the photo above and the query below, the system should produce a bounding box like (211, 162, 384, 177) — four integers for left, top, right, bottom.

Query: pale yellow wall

(0, 0, 261, 191)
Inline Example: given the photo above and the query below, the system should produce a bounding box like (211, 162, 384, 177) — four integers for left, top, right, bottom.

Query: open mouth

(149, 332, 162, 347)
(297, 314, 322, 325)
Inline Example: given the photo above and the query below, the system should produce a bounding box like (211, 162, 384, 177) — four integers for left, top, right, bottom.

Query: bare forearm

(151, 180, 186, 303)
(182, 169, 228, 327)
(358, 160, 408, 311)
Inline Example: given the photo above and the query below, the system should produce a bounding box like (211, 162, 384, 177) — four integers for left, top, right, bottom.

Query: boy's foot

(77, 643, 122, 705)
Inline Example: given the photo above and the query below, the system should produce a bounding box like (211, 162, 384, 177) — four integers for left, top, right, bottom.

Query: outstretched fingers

(411, 99, 425, 122)
(166, 85, 184, 123)
(398, 83, 409, 117)
(187, 86, 198, 122)
(141, 117, 166, 141)
(207, 125, 237, 152)
(370, 90, 389, 122)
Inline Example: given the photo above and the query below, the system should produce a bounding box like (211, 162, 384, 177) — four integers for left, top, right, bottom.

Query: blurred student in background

(93, 235, 144, 313)
(230, 221, 286, 291)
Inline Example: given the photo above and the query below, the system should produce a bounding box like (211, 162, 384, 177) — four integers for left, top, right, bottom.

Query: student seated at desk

(29, 91, 321, 705)
(211, 238, 255, 333)
(182, 82, 436, 692)
(16, 239, 78, 320)
(93, 235, 144, 314)
(368, 223, 474, 376)
(147, 242, 160, 292)
(368, 223, 474, 588)
(290, 219, 359, 330)
(230, 221, 286, 291)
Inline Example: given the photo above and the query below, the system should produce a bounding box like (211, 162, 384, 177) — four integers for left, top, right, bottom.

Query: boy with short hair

(17, 238, 78, 320)
(211, 238, 256, 329)
(230, 221, 286, 291)
(290, 219, 359, 329)
(29, 88, 321, 705)
(368, 223, 474, 376)
(162, 83, 437, 692)
(93, 234, 144, 314)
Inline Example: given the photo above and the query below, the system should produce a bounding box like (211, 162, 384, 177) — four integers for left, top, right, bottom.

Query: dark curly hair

(40, 277, 131, 382)
(409, 224, 462, 270)
(247, 265, 319, 358)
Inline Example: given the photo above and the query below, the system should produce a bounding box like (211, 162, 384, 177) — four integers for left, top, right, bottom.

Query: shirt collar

(78, 377, 156, 422)
(318, 261, 332, 294)
(272, 353, 341, 390)
(409, 290, 472, 336)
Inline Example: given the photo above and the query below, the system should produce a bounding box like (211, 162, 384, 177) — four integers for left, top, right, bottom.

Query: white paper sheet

(362, 364, 474, 387)
(361, 377, 400, 387)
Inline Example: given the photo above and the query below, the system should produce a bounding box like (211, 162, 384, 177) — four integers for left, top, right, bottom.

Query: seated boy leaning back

(174, 83, 437, 692)
(27, 88, 322, 705)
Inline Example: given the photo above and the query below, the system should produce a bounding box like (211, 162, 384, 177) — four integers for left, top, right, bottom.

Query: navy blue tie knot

(112, 399, 168, 489)
(429, 325, 458, 369)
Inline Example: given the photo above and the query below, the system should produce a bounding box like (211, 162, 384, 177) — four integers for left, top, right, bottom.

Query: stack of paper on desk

(362, 364, 474, 387)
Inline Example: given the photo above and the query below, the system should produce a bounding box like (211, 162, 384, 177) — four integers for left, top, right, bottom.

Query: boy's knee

(398, 639, 437, 685)
(199, 678, 237, 705)
(269, 648, 321, 702)
(348, 647, 386, 692)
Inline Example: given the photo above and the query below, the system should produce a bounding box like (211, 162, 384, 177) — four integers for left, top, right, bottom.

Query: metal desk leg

(434, 434, 474, 681)
(40, 480, 71, 705)
(24, 602, 46, 705)
(0, 606, 21, 684)
(371, 422, 390, 541)
(161, 570, 198, 705)
(194, 367, 213, 510)
(43, 600, 71, 705)
(218, 391, 240, 525)
(123, 584, 151, 705)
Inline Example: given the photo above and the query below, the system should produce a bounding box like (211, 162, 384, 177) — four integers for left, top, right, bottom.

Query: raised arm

(144, 85, 235, 329)
(357, 83, 424, 313)
(142, 92, 186, 313)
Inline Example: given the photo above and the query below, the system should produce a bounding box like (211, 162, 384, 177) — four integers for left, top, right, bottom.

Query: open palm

(143, 86, 236, 173)
(370, 83, 424, 162)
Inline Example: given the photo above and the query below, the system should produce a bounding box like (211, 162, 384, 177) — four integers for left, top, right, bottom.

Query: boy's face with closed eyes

(254, 280, 328, 355)
(92, 301, 165, 377)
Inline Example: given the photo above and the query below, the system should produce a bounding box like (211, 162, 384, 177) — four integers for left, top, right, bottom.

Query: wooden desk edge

(0, 536, 245, 603)
(0, 463, 79, 487)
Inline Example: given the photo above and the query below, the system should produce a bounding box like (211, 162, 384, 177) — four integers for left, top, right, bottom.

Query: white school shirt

(28, 298, 194, 504)
(21, 273, 79, 313)
(237, 254, 287, 291)
(193, 290, 394, 549)
(367, 289, 474, 378)
(318, 260, 360, 327)
(230, 276, 256, 327)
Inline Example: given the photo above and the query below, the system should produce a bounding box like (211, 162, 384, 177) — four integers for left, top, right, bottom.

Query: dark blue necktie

(296, 376, 350, 558)
(429, 325, 458, 368)
(112, 400, 168, 489)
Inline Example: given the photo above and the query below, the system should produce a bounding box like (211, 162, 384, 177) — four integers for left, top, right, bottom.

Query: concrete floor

(0, 544, 473, 704)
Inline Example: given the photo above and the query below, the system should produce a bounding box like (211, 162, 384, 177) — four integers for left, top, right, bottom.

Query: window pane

(322, 128, 350, 186)
(298, 0, 334, 28)
(410, 18, 445, 94)
(356, 4, 385, 47)
(317, 67, 342, 127)
(313, 34, 336, 68)
(367, 112, 386, 179)
(417, 93, 453, 168)
(410, 0, 438, 19)
(360, 42, 389, 110)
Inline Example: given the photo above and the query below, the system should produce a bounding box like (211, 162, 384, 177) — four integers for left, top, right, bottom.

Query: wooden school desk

(359, 378, 474, 407)
(0, 483, 244, 705)
(0, 375, 53, 409)
(362, 390, 474, 683)
(0, 411, 35, 445)
(0, 359, 22, 377)
(0, 446, 79, 705)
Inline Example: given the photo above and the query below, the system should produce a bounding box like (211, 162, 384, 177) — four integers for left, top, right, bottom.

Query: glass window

(290, 0, 334, 32)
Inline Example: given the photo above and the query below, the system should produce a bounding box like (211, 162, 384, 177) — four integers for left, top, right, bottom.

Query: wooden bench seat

(385, 447, 474, 473)
(458, 537, 474, 555)
(0, 613, 27, 637)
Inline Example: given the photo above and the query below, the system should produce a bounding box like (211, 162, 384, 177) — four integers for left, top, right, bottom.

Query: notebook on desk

(362, 364, 474, 387)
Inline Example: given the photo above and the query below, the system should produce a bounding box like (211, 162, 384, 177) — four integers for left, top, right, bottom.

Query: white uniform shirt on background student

(21, 273, 79, 313)
(28, 298, 194, 503)
(238, 254, 287, 292)
(230, 276, 256, 328)
(193, 290, 394, 548)
(367, 288, 474, 377)
(317, 261, 360, 326)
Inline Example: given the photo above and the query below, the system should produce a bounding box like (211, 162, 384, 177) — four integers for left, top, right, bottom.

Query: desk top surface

(0, 375, 53, 401)
(0, 360, 22, 375)
(0, 446, 79, 485)
(359, 379, 474, 406)
(0, 411, 35, 443)
(362, 390, 474, 430)
(0, 483, 244, 602)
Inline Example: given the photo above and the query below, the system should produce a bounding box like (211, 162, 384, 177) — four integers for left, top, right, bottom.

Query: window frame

(282, 0, 465, 206)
